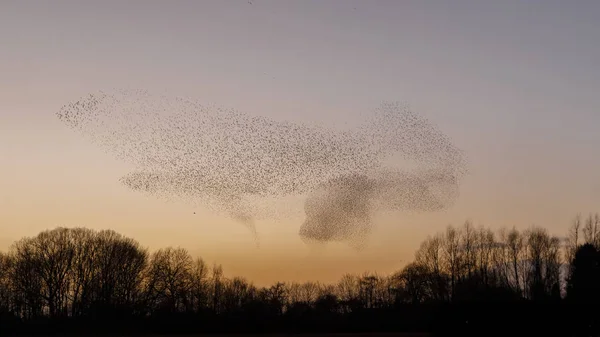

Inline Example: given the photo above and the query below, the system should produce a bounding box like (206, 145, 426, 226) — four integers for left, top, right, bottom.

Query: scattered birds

(56, 89, 468, 248)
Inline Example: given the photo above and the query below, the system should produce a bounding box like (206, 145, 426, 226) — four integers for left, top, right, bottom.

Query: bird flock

(56, 89, 468, 248)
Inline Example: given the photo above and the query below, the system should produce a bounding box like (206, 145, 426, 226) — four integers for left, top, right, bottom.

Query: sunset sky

(1, 0, 599, 285)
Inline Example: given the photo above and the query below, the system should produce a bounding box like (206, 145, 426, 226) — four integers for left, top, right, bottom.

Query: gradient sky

(1, 0, 599, 285)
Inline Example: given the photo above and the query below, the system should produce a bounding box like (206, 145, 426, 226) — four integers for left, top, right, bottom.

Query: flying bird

(56, 89, 468, 249)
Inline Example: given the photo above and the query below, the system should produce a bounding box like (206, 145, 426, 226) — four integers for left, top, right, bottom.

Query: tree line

(1, 214, 600, 336)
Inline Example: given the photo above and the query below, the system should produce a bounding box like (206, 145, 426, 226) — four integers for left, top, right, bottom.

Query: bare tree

(477, 226, 495, 286)
(188, 257, 209, 312)
(67, 228, 98, 317)
(145, 247, 193, 313)
(0, 217, 595, 333)
(298, 281, 319, 304)
(210, 264, 224, 314)
(524, 227, 562, 300)
(358, 273, 375, 309)
(415, 234, 448, 301)
(10, 229, 75, 317)
(461, 221, 477, 279)
(266, 282, 288, 314)
(11, 238, 43, 318)
(336, 274, 359, 312)
(395, 262, 430, 304)
(444, 226, 462, 299)
(287, 282, 302, 305)
(0, 252, 14, 314)
(583, 213, 600, 247)
(336, 274, 359, 302)
(94, 230, 147, 314)
(220, 276, 252, 312)
(507, 227, 524, 294)
(566, 215, 582, 265)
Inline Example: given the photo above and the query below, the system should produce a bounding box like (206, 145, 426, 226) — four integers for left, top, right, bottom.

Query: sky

(1, 0, 599, 285)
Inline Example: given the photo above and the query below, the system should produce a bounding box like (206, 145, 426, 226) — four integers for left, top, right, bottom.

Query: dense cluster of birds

(56, 89, 468, 248)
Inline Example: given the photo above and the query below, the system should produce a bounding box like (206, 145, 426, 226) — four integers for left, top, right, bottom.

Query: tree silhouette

(568, 243, 600, 303)
(0, 215, 597, 335)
